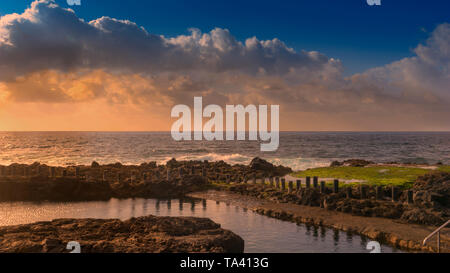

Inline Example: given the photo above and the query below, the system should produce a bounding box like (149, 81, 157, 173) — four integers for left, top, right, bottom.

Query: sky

(0, 0, 449, 131)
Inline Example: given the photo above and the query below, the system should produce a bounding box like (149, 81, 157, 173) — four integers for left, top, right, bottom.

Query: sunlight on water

(0, 198, 402, 253)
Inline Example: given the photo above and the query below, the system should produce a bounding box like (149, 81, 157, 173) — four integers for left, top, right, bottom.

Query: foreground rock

(0, 216, 244, 253)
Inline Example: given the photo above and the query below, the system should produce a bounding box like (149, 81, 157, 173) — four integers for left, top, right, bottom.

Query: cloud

(0, 0, 449, 130)
(0, 0, 338, 78)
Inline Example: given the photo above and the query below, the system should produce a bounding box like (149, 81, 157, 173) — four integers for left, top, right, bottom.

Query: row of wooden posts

(218, 174, 414, 204)
(0, 165, 207, 183)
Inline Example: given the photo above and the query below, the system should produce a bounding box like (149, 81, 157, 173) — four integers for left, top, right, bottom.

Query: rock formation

(0, 216, 245, 253)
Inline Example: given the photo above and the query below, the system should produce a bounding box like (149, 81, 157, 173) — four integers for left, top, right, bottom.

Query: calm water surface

(0, 198, 402, 253)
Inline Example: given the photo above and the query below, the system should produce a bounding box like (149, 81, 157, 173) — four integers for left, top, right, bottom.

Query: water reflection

(333, 229, 340, 247)
(0, 198, 402, 253)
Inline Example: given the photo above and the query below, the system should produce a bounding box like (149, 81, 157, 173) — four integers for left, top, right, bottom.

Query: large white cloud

(0, 0, 339, 79)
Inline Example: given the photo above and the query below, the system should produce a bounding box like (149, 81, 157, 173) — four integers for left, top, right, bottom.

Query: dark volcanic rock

(91, 161, 100, 168)
(0, 178, 112, 201)
(413, 172, 450, 209)
(225, 171, 450, 226)
(0, 216, 244, 253)
(0, 158, 294, 201)
(329, 159, 374, 167)
(112, 175, 209, 199)
(397, 172, 450, 225)
(249, 157, 292, 176)
(250, 157, 275, 171)
(400, 208, 446, 226)
(330, 161, 342, 167)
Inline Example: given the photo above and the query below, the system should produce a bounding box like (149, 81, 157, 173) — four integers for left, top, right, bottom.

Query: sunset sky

(0, 0, 449, 131)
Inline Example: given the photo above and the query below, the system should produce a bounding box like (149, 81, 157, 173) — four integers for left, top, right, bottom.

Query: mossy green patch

(292, 166, 450, 188)
(438, 165, 450, 172)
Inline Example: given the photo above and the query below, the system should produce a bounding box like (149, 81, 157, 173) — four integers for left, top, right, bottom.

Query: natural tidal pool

(0, 198, 402, 253)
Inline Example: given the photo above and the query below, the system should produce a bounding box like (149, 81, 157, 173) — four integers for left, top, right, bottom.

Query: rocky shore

(221, 172, 449, 226)
(0, 215, 244, 253)
(1, 157, 448, 252)
(0, 158, 447, 226)
(0, 158, 291, 201)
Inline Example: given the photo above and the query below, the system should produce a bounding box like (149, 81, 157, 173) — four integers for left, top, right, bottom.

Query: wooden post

(406, 190, 413, 204)
(391, 186, 397, 202)
(333, 179, 339, 193)
(375, 186, 383, 200)
(313, 177, 319, 189)
(179, 199, 183, 211)
(288, 181, 294, 193)
(320, 181, 326, 193)
(281, 178, 286, 191)
(130, 171, 135, 183)
(270, 177, 274, 187)
(360, 185, 367, 199)
(346, 187, 352, 199)
(306, 177, 311, 189)
(275, 177, 280, 188)
(296, 180, 301, 191)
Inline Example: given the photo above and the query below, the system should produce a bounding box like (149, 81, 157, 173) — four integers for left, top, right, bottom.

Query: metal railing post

(423, 220, 449, 253)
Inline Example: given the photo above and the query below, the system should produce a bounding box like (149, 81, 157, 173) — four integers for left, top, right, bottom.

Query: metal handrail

(423, 220, 450, 253)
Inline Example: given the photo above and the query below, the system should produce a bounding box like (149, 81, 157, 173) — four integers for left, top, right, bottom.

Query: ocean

(0, 132, 449, 171)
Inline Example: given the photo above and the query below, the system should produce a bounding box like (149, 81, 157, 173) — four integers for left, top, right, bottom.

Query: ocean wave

(268, 158, 331, 171)
(159, 153, 253, 165)
(158, 153, 331, 171)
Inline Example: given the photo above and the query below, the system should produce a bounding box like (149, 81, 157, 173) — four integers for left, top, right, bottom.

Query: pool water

(0, 198, 402, 253)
